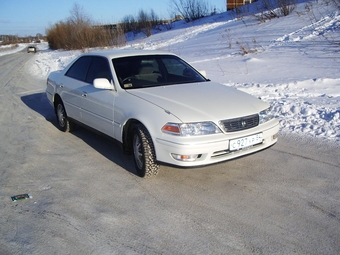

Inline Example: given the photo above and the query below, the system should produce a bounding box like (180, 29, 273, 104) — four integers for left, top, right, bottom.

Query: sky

(0, 0, 227, 36)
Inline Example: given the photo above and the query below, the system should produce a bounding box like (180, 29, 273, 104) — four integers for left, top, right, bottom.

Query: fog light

(171, 153, 199, 162)
(272, 133, 278, 140)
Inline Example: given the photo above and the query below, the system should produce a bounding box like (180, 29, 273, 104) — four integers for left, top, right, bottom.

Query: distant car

(27, 46, 36, 53)
(46, 50, 279, 178)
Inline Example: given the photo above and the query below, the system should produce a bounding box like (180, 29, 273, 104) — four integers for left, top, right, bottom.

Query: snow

(2, 0, 339, 143)
(0, 44, 27, 56)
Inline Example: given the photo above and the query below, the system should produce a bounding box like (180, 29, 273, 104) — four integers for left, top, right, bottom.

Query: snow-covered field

(2, 0, 339, 143)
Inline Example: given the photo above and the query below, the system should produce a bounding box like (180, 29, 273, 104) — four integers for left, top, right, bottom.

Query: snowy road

(0, 50, 340, 254)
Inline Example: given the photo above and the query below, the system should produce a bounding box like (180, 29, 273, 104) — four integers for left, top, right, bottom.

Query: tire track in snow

(269, 13, 340, 47)
(125, 20, 235, 50)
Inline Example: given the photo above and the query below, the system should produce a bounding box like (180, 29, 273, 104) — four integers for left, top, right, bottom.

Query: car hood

(126, 81, 268, 122)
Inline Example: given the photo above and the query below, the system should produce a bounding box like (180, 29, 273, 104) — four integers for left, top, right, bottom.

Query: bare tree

(120, 9, 161, 36)
(149, 9, 160, 26)
(170, 0, 211, 22)
(121, 15, 137, 33)
(68, 3, 92, 26)
(137, 9, 153, 36)
(46, 3, 125, 50)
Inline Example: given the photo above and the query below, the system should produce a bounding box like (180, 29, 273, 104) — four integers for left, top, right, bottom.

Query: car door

(61, 56, 92, 121)
(79, 56, 115, 137)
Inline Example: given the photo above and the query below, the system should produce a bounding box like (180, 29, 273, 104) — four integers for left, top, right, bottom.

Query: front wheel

(132, 124, 159, 178)
(55, 101, 74, 132)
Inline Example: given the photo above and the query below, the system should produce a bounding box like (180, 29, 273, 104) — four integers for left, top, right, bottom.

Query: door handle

(81, 92, 87, 97)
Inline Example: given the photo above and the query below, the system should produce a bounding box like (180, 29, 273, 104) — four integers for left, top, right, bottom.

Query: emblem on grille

(220, 114, 259, 132)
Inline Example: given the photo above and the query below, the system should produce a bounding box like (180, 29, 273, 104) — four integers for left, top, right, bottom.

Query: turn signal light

(171, 154, 199, 162)
(162, 124, 180, 135)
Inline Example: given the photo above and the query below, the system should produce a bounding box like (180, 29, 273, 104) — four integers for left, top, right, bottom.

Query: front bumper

(154, 119, 279, 167)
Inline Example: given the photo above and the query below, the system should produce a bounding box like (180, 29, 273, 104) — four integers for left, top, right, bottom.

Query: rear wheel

(132, 124, 159, 178)
(55, 100, 74, 132)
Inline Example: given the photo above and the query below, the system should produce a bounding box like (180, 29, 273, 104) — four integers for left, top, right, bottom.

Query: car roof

(82, 49, 177, 59)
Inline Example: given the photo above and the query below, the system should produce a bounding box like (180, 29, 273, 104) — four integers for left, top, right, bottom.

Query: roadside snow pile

(25, 0, 339, 143)
(0, 44, 27, 56)
(29, 47, 77, 80)
(234, 79, 340, 141)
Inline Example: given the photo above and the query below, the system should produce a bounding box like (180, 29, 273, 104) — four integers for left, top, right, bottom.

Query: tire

(132, 124, 159, 178)
(55, 100, 74, 132)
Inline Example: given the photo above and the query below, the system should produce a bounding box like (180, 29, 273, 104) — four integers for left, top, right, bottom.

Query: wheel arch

(53, 94, 62, 112)
(120, 110, 168, 158)
(122, 118, 157, 157)
(122, 118, 142, 155)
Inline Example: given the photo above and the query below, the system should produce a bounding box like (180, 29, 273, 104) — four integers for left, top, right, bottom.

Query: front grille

(220, 114, 259, 132)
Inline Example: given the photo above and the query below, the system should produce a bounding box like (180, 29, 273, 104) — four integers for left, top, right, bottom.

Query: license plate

(229, 133, 263, 151)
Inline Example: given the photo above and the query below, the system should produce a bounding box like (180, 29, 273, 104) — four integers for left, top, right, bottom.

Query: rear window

(65, 56, 92, 81)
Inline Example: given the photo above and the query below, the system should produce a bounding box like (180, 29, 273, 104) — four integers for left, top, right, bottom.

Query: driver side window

(85, 57, 113, 84)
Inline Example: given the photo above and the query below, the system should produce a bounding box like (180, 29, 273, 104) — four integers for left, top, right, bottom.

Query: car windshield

(112, 55, 207, 89)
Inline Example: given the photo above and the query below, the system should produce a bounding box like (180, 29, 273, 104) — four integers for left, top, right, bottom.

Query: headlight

(162, 122, 221, 136)
(259, 107, 274, 124)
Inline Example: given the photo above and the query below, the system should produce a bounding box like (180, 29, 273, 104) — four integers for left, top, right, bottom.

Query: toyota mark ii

(46, 50, 279, 178)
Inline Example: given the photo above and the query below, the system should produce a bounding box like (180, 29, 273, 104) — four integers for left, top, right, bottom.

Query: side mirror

(93, 78, 114, 90)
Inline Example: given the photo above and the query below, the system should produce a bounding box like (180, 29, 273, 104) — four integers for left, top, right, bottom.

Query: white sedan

(27, 46, 36, 53)
(46, 50, 279, 178)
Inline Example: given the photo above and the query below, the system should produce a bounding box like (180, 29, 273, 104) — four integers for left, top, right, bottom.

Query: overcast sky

(0, 0, 227, 36)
